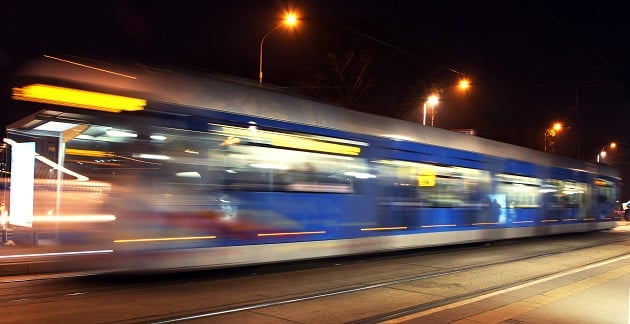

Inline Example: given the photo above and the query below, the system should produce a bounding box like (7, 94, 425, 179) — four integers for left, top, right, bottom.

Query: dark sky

(1, 1, 629, 164)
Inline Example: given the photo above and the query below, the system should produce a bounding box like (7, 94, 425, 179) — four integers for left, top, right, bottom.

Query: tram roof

(8, 55, 619, 179)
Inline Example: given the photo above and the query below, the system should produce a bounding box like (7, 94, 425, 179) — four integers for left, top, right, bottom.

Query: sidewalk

(390, 246, 630, 323)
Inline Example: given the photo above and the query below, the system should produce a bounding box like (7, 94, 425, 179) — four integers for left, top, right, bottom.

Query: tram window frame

(374, 159, 491, 207)
(212, 124, 370, 194)
(593, 178, 617, 205)
(541, 179, 588, 219)
(495, 174, 542, 208)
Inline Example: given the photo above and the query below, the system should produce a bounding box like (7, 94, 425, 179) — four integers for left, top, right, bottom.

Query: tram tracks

(1, 232, 628, 323)
(145, 235, 630, 323)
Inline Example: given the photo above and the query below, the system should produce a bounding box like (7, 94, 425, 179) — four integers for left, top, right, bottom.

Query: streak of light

(113, 236, 217, 243)
(0, 250, 113, 259)
(360, 227, 407, 231)
(257, 231, 325, 237)
(33, 215, 116, 222)
(43, 55, 137, 79)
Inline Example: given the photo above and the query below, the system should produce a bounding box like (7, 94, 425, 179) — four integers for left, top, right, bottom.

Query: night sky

(1, 1, 629, 192)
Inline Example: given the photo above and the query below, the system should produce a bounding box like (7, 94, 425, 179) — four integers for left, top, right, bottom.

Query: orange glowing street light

(458, 78, 470, 90)
(259, 12, 299, 86)
(544, 122, 563, 153)
(420, 77, 470, 127)
(422, 94, 439, 126)
(597, 142, 617, 163)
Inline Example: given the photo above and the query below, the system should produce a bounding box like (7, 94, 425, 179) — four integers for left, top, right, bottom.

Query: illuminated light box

(12, 84, 146, 113)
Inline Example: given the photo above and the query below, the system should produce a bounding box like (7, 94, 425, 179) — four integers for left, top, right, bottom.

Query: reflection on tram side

(1, 55, 621, 272)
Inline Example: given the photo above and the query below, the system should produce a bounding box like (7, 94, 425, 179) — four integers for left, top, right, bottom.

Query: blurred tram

(3, 55, 621, 271)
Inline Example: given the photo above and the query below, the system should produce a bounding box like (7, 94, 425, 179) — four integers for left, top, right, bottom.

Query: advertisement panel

(10, 141, 35, 227)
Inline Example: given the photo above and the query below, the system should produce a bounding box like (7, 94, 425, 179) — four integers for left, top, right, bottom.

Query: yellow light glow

(552, 122, 562, 131)
(541, 219, 558, 223)
(257, 231, 325, 237)
(284, 12, 298, 27)
(418, 168, 436, 187)
(65, 148, 114, 157)
(458, 78, 470, 90)
(13, 84, 146, 113)
(220, 136, 241, 146)
(222, 126, 361, 156)
(113, 235, 217, 243)
(427, 94, 439, 106)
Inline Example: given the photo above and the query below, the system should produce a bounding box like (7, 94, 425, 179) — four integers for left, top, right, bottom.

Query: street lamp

(597, 142, 616, 163)
(259, 12, 298, 86)
(421, 78, 470, 127)
(422, 94, 439, 126)
(458, 78, 470, 91)
(544, 122, 563, 153)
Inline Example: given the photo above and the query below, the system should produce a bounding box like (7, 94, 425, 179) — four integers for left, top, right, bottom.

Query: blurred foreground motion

(1, 55, 621, 271)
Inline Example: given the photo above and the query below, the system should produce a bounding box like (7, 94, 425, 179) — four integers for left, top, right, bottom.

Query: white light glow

(344, 171, 376, 179)
(33, 215, 117, 222)
(9, 141, 35, 228)
(34, 121, 80, 132)
(134, 154, 170, 160)
(176, 171, 201, 178)
(250, 163, 289, 170)
(106, 129, 137, 138)
(150, 134, 167, 141)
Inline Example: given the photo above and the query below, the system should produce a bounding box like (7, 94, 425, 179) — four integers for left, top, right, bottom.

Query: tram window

(496, 174, 542, 208)
(374, 160, 490, 207)
(214, 125, 370, 193)
(543, 179, 587, 209)
(60, 122, 370, 194)
(594, 178, 617, 205)
(220, 145, 367, 193)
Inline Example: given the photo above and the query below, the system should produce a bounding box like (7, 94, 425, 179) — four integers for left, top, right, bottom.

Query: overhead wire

(509, 0, 620, 87)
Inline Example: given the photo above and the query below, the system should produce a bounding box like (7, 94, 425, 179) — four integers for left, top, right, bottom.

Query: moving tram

(1, 55, 620, 270)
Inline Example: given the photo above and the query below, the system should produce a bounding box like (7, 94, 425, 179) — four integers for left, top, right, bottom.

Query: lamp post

(421, 78, 469, 127)
(259, 12, 298, 86)
(422, 94, 439, 126)
(597, 142, 616, 163)
(544, 122, 563, 153)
